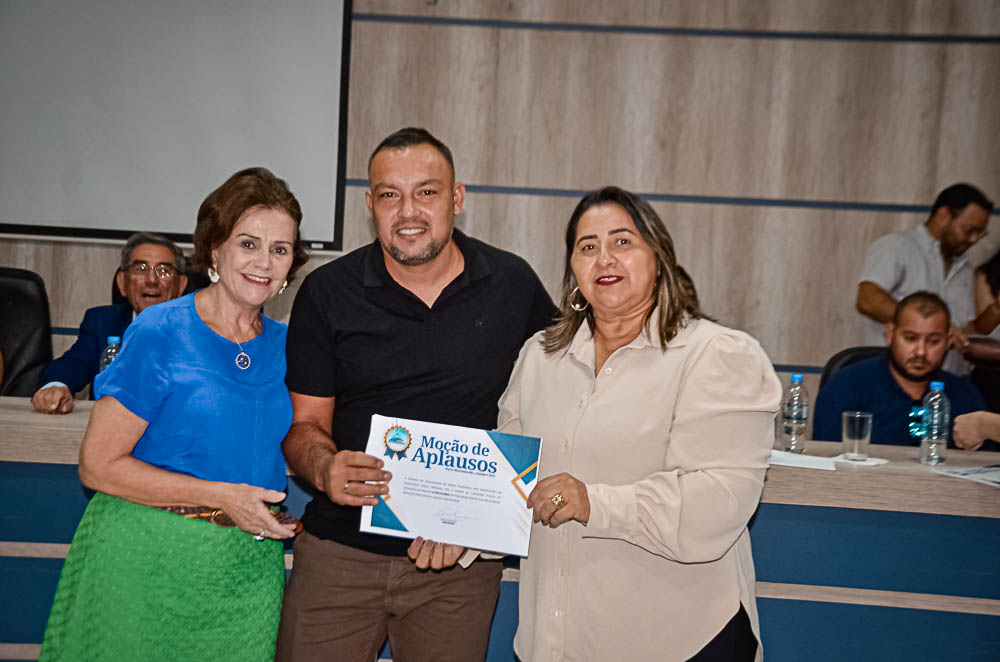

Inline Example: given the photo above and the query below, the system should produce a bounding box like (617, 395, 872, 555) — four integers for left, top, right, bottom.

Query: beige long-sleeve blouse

(499, 317, 781, 662)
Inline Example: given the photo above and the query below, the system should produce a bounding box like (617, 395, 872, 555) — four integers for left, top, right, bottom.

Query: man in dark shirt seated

(814, 291, 996, 450)
(31, 232, 187, 414)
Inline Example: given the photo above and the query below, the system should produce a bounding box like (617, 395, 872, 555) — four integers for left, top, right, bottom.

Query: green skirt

(40, 492, 285, 661)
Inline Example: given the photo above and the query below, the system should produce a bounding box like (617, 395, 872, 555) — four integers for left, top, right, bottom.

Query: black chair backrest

(818, 346, 886, 393)
(0, 267, 54, 396)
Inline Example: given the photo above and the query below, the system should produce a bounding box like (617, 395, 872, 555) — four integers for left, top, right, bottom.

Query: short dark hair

(931, 183, 994, 218)
(367, 127, 455, 182)
(542, 186, 707, 353)
(119, 232, 185, 272)
(893, 291, 951, 327)
(192, 167, 309, 283)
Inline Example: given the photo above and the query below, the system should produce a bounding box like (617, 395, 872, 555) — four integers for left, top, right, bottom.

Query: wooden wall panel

(338, 188, 1000, 366)
(3, 197, 997, 369)
(355, 0, 1000, 35)
(2, 1, 998, 376)
(340, 5, 999, 370)
(346, 22, 1000, 201)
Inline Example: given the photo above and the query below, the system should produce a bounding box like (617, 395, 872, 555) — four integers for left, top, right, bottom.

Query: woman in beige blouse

(499, 186, 781, 661)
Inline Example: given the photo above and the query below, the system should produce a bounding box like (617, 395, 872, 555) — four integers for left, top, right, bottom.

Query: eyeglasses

(125, 261, 178, 280)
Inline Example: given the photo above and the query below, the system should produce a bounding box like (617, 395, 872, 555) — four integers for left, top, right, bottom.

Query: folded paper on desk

(769, 450, 837, 471)
(934, 465, 1000, 488)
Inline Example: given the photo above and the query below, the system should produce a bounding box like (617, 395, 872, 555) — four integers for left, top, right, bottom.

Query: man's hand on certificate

(528, 472, 590, 528)
(407, 537, 465, 570)
(324, 450, 391, 507)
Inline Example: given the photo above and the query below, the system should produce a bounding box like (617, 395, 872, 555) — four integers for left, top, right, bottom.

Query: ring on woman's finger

(253, 530, 265, 541)
(343, 481, 350, 495)
(551, 493, 567, 509)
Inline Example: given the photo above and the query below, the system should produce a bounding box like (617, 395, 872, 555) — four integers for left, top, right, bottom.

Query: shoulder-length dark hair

(192, 167, 309, 283)
(542, 186, 707, 353)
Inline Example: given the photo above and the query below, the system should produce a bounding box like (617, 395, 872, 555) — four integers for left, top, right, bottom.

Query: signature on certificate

(433, 509, 480, 525)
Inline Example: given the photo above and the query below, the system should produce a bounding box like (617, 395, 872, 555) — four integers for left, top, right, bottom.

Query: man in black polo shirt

(275, 127, 555, 662)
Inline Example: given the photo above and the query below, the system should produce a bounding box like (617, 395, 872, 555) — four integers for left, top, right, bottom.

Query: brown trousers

(275, 532, 502, 662)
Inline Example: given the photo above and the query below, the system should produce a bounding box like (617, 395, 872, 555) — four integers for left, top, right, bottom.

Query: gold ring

(551, 493, 567, 509)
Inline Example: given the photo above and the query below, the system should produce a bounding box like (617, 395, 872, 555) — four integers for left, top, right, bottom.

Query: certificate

(359, 414, 542, 556)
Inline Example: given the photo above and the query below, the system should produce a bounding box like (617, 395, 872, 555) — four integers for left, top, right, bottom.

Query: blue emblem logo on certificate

(383, 424, 411, 459)
(359, 414, 543, 557)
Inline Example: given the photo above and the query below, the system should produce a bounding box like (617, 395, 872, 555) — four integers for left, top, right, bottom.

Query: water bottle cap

(107, 336, 121, 344)
(790, 373, 803, 383)
(930, 381, 944, 391)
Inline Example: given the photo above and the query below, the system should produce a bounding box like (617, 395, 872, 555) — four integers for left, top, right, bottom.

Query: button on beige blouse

(499, 317, 781, 662)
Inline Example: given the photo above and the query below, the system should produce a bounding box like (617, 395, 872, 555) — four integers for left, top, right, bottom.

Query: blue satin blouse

(94, 293, 292, 491)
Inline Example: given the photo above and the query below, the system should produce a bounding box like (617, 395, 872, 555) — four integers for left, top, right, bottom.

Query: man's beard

(889, 348, 940, 383)
(384, 236, 448, 266)
(941, 243, 967, 259)
(374, 216, 453, 267)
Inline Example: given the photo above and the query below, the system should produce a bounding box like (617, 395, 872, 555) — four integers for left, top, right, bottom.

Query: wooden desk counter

(3, 396, 997, 519)
(2, 397, 999, 661)
(762, 440, 1000, 519)
(0, 397, 91, 465)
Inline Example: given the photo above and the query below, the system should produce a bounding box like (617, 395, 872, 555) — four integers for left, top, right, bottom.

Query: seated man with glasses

(32, 233, 188, 414)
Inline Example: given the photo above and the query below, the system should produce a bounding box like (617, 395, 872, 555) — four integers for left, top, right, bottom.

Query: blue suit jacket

(38, 304, 133, 398)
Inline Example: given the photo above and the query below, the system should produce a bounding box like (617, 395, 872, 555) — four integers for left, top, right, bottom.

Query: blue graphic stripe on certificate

(487, 431, 542, 478)
(371, 497, 408, 532)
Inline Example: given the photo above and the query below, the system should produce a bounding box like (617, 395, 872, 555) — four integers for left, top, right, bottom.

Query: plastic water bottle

(920, 381, 950, 465)
(99, 336, 121, 373)
(781, 373, 809, 453)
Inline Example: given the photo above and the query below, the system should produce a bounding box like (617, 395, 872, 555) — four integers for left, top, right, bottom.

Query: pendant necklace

(223, 319, 252, 370)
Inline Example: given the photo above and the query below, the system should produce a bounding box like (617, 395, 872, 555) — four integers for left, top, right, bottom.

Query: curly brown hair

(191, 167, 309, 283)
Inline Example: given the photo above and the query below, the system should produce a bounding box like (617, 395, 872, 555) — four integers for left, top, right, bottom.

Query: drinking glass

(842, 411, 873, 461)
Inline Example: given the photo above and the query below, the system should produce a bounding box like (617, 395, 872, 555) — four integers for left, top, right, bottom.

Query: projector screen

(0, 0, 350, 249)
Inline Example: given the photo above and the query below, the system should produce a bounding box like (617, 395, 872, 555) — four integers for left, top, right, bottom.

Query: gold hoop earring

(570, 286, 589, 312)
(278, 280, 288, 295)
(208, 266, 220, 283)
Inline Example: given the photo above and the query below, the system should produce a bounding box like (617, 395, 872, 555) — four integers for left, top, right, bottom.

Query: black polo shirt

(285, 229, 556, 555)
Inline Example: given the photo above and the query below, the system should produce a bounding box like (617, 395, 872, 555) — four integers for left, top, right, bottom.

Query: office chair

(818, 346, 886, 393)
(0, 267, 54, 396)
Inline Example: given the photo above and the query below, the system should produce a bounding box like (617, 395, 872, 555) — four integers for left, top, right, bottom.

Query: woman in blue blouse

(40, 167, 310, 661)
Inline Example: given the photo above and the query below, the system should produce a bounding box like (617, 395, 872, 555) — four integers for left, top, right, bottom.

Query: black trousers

(686, 603, 758, 662)
(514, 603, 758, 662)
